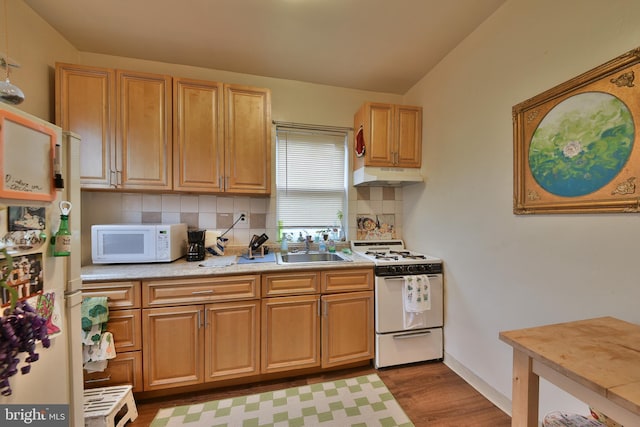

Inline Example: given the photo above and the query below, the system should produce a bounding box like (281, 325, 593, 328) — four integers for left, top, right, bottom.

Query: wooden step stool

(84, 385, 138, 427)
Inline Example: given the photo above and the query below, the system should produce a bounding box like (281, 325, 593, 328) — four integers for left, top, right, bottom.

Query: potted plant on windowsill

(0, 248, 50, 396)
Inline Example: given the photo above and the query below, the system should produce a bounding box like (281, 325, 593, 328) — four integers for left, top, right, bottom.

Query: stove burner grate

(389, 250, 427, 260)
(364, 251, 398, 261)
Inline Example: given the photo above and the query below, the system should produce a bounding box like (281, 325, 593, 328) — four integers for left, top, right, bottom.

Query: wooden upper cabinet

(55, 63, 115, 188)
(363, 103, 394, 165)
(395, 105, 422, 168)
(173, 78, 224, 192)
(117, 70, 172, 190)
(354, 102, 422, 169)
(56, 63, 272, 194)
(55, 63, 171, 190)
(224, 84, 272, 194)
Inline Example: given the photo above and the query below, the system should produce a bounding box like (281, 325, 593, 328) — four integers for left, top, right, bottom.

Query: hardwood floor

(130, 362, 510, 426)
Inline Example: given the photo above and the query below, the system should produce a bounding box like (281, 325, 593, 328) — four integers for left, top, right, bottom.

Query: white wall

(0, 1, 78, 120)
(403, 0, 640, 419)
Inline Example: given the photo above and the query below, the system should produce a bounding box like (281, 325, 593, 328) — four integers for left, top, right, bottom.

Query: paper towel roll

(205, 230, 220, 248)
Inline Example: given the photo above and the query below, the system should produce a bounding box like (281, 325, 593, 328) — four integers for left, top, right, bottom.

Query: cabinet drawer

(106, 309, 141, 352)
(262, 272, 320, 297)
(143, 275, 259, 307)
(84, 350, 143, 393)
(321, 269, 373, 293)
(82, 281, 141, 309)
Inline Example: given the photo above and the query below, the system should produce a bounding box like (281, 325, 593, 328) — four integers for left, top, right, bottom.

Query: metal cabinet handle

(197, 310, 201, 329)
(191, 290, 214, 295)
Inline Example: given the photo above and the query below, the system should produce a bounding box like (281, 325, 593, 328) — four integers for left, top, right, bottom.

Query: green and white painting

(528, 92, 634, 197)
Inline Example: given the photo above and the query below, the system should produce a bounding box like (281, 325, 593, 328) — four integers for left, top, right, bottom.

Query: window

(275, 124, 348, 240)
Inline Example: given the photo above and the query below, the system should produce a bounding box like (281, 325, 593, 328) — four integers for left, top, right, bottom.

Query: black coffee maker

(186, 229, 206, 262)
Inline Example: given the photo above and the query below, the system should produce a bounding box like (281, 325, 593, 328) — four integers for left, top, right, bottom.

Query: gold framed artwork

(513, 47, 640, 214)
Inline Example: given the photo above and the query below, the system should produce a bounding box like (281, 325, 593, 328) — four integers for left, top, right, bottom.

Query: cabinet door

(321, 291, 374, 368)
(204, 301, 260, 382)
(55, 63, 116, 188)
(321, 268, 373, 293)
(143, 275, 259, 307)
(173, 78, 224, 192)
(105, 309, 141, 352)
(82, 281, 141, 309)
(224, 84, 271, 194)
(395, 105, 422, 168)
(84, 351, 143, 393)
(143, 305, 203, 390)
(117, 70, 172, 190)
(366, 103, 395, 166)
(262, 272, 320, 297)
(261, 295, 320, 373)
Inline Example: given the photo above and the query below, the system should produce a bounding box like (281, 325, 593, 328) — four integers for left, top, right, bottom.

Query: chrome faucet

(305, 235, 312, 253)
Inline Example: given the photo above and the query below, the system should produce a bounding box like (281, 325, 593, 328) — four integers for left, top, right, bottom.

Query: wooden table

(499, 316, 640, 427)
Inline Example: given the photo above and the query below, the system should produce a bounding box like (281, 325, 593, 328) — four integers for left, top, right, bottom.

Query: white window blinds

(276, 126, 347, 228)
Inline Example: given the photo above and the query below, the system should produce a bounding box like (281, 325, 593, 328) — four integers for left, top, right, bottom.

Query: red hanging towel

(355, 125, 365, 157)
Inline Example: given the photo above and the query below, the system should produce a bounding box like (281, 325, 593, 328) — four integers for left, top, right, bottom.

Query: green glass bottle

(53, 214, 71, 257)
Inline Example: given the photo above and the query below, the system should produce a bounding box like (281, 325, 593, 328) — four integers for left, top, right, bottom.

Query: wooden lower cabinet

(84, 351, 143, 392)
(321, 291, 374, 368)
(261, 295, 321, 373)
(143, 301, 260, 391)
(205, 301, 260, 381)
(143, 305, 202, 391)
(84, 268, 373, 394)
(82, 281, 143, 391)
(261, 288, 374, 374)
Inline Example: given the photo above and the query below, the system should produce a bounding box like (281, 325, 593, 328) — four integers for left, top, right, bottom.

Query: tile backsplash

(81, 185, 403, 264)
(353, 186, 403, 240)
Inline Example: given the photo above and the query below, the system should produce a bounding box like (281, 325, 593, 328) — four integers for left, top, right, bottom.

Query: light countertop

(81, 250, 374, 282)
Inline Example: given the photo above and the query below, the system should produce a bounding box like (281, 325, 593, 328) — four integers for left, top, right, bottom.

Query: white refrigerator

(0, 103, 84, 426)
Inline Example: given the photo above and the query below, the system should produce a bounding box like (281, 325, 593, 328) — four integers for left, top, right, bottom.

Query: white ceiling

(24, 0, 505, 94)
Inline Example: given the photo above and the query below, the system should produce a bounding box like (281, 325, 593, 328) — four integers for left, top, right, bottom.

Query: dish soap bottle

(53, 201, 72, 257)
(318, 239, 327, 252)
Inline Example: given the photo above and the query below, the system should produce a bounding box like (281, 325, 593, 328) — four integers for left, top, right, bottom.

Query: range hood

(353, 166, 424, 186)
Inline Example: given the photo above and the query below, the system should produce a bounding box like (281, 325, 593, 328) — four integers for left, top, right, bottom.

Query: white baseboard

(443, 352, 512, 416)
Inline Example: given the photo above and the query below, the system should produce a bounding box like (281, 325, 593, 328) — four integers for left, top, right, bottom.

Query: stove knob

(391, 266, 401, 275)
(407, 265, 415, 274)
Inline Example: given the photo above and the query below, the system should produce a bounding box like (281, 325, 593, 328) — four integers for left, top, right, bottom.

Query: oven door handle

(392, 330, 432, 339)
(382, 275, 441, 281)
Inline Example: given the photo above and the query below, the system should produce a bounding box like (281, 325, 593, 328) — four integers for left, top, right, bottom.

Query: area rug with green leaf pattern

(150, 373, 413, 427)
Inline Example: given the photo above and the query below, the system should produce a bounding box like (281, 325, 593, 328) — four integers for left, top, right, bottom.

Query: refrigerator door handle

(84, 376, 112, 384)
(64, 289, 83, 308)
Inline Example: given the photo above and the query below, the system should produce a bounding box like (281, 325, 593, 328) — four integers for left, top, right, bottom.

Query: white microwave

(91, 223, 188, 264)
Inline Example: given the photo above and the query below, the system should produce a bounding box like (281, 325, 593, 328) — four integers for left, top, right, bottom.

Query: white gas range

(351, 240, 444, 368)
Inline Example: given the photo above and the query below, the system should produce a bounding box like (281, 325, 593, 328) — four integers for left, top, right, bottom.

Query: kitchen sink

(276, 251, 352, 264)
